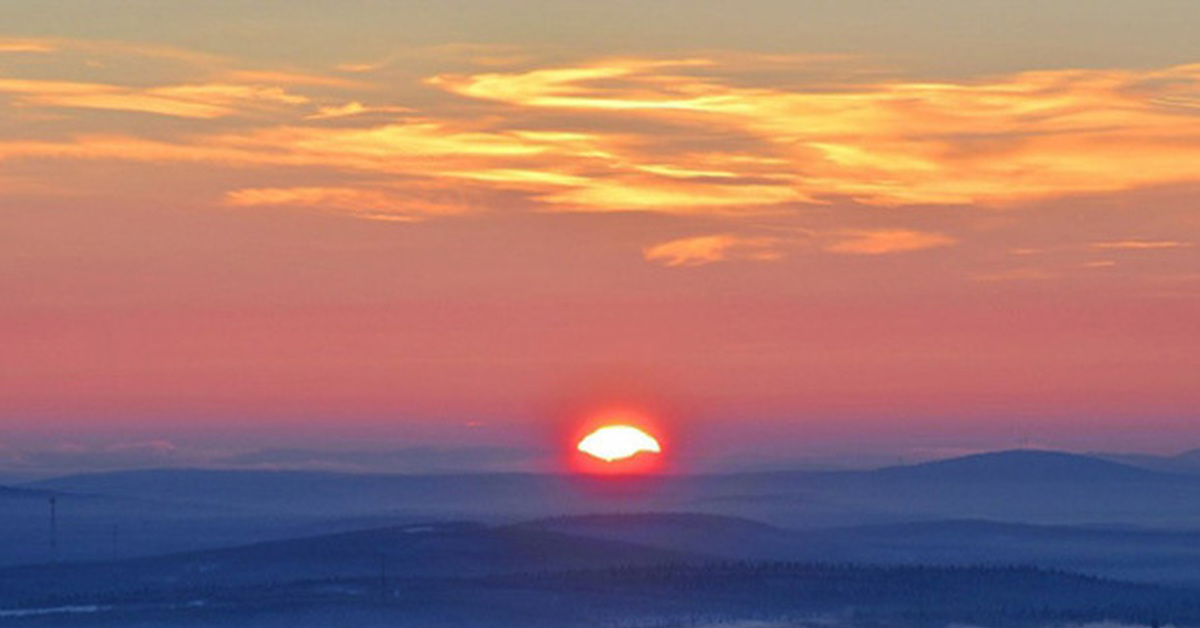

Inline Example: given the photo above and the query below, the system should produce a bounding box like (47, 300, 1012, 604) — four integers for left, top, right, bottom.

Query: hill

(519, 512, 796, 560)
(871, 449, 1171, 483)
(23, 450, 1200, 534)
(0, 485, 56, 499)
(0, 521, 706, 606)
(1099, 449, 1200, 475)
(25, 468, 692, 518)
(3, 558, 1198, 628)
(520, 512, 1200, 587)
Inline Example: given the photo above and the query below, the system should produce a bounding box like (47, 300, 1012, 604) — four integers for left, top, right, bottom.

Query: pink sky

(1, 2, 1198, 472)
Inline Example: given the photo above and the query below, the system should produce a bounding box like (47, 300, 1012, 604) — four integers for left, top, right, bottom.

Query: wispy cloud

(645, 228, 955, 266)
(825, 230, 956, 255)
(225, 184, 471, 220)
(0, 78, 308, 118)
(0, 40, 55, 54)
(3, 41, 1200, 266)
(1091, 240, 1193, 250)
(304, 101, 412, 120)
(644, 234, 781, 267)
(435, 58, 1200, 207)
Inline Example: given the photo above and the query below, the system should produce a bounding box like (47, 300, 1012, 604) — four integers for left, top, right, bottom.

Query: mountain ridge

(871, 449, 1173, 482)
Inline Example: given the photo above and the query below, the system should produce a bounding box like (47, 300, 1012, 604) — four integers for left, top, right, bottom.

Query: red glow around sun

(578, 425, 660, 461)
(565, 410, 669, 476)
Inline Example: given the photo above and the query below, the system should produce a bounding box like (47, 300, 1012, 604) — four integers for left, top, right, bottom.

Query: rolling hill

(0, 485, 57, 500)
(0, 521, 707, 607)
(870, 449, 1171, 482)
(20, 449, 1200, 547)
(521, 512, 1200, 587)
(2, 544, 1199, 628)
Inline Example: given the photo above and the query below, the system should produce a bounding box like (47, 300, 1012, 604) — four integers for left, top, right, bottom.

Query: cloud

(0, 38, 333, 120)
(644, 234, 782, 267)
(1091, 240, 1193, 250)
(2, 37, 226, 67)
(5, 42, 1200, 241)
(824, 229, 956, 255)
(0, 40, 55, 54)
(434, 58, 1200, 207)
(225, 184, 471, 220)
(645, 227, 958, 266)
(0, 78, 308, 118)
(305, 101, 411, 120)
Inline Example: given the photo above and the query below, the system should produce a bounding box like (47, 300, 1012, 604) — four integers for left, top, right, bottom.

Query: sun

(577, 425, 662, 463)
(562, 406, 672, 476)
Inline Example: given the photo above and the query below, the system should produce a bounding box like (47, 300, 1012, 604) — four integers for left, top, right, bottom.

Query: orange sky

(1, 2, 1198, 472)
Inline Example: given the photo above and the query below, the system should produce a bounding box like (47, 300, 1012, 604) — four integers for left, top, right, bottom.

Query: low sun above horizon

(577, 425, 662, 463)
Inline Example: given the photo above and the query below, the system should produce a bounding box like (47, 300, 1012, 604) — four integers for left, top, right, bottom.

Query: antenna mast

(49, 496, 58, 562)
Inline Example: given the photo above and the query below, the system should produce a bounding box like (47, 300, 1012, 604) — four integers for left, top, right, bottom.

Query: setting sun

(3, 2, 1198, 626)
(577, 425, 662, 462)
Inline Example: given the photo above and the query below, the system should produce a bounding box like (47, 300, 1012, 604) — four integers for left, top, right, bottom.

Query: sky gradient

(2, 1, 1198, 475)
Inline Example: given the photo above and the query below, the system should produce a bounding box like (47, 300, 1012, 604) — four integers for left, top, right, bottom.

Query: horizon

(5, 5, 1200, 624)
(3, 444, 1199, 483)
(3, 1, 1198, 480)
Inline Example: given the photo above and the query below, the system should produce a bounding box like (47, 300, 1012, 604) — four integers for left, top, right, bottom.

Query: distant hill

(701, 450, 1200, 528)
(26, 468, 384, 503)
(520, 512, 794, 560)
(3, 515, 1200, 627)
(525, 511, 780, 534)
(871, 449, 1170, 483)
(23, 450, 1200, 532)
(3, 554, 1199, 628)
(24, 468, 692, 518)
(516, 511, 880, 560)
(516, 512, 1200, 587)
(1097, 449, 1200, 475)
(0, 521, 707, 606)
(0, 485, 56, 499)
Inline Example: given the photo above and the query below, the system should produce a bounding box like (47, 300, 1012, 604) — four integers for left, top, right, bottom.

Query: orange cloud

(0, 78, 308, 118)
(644, 234, 781, 267)
(225, 185, 472, 220)
(0, 40, 55, 54)
(0, 38, 335, 120)
(542, 180, 804, 213)
(645, 227, 956, 266)
(305, 101, 412, 120)
(825, 230, 956, 255)
(1091, 240, 1192, 250)
(435, 59, 1200, 207)
(49, 38, 223, 65)
(6, 43, 1200, 232)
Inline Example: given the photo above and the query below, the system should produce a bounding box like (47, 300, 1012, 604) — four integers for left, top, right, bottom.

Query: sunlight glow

(577, 425, 662, 462)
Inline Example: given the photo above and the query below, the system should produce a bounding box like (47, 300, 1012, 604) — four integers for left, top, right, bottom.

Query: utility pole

(379, 554, 388, 600)
(49, 497, 58, 562)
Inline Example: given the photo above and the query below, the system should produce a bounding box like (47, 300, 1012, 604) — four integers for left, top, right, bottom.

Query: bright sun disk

(577, 425, 662, 462)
